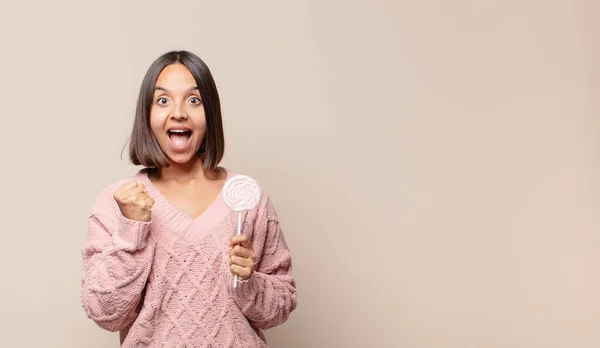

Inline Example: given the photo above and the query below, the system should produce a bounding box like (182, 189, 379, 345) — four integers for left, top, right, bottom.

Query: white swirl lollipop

(223, 175, 261, 212)
(222, 175, 261, 287)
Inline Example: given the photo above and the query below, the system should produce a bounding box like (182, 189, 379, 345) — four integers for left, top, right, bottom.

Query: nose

(170, 101, 188, 120)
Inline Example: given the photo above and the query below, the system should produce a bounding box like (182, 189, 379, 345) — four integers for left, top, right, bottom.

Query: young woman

(81, 50, 297, 347)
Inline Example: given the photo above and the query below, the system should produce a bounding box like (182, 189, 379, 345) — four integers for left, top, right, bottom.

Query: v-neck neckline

(137, 167, 233, 226)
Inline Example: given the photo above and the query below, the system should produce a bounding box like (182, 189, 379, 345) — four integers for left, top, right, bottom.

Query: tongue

(169, 133, 190, 152)
(171, 134, 189, 146)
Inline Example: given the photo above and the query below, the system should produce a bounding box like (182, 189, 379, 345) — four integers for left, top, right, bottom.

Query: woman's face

(150, 63, 206, 165)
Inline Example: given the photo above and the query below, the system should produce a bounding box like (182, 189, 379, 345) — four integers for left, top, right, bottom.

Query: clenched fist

(228, 235, 256, 281)
(113, 182, 155, 222)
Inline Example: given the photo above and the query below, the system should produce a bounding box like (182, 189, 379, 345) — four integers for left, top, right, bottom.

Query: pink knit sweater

(81, 168, 297, 347)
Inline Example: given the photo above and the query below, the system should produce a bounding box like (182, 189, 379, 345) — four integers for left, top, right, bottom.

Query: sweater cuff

(113, 214, 151, 250)
(229, 272, 261, 301)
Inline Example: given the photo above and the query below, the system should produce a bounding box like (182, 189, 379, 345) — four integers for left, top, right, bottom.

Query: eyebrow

(154, 86, 199, 93)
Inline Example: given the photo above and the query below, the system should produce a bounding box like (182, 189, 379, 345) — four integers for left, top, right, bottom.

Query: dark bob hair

(128, 50, 224, 171)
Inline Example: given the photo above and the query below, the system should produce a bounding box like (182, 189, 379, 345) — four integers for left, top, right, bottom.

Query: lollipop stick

(234, 212, 242, 288)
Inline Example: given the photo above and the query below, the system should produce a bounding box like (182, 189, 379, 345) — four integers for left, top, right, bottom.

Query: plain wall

(0, 1, 598, 347)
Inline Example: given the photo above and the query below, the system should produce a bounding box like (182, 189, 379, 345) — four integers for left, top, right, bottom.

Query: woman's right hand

(113, 182, 155, 222)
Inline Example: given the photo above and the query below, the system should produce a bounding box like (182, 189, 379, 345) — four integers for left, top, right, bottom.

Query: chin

(165, 152, 200, 166)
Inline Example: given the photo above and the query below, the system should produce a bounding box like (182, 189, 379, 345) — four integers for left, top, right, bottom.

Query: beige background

(0, 1, 598, 347)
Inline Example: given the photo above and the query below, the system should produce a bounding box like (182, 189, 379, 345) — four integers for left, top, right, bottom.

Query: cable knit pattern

(81, 168, 297, 347)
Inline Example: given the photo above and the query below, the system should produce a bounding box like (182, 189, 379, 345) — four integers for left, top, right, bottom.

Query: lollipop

(222, 175, 261, 287)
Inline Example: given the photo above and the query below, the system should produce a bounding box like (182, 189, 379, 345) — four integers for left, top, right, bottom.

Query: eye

(189, 96, 202, 105)
(156, 97, 168, 105)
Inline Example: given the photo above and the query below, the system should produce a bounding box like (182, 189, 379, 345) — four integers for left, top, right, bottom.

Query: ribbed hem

(229, 271, 260, 301)
(113, 214, 151, 250)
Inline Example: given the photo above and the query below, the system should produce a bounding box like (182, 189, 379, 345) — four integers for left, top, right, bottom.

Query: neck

(155, 157, 219, 183)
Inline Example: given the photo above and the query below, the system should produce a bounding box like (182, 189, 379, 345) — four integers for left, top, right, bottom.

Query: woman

(81, 50, 297, 347)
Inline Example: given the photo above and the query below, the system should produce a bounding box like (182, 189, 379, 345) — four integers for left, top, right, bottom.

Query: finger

(143, 195, 155, 207)
(134, 193, 155, 207)
(229, 245, 247, 258)
(133, 192, 149, 200)
(114, 182, 138, 201)
(124, 184, 145, 196)
(229, 234, 249, 247)
(230, 264, 252, 279)
(240, 239, 252, 250)
(229, 245, 253, 259)
(119, 187, 146, 203)
(230, 255, 254, 268)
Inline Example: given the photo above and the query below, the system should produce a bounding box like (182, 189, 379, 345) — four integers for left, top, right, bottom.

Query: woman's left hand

(228, 235, 256, 281)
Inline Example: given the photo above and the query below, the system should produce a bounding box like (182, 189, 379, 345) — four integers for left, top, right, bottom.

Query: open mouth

(167, 129, 193, 152)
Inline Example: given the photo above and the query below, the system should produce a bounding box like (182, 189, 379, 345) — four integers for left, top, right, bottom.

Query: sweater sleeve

(81, 186, 155, 332)
(228, 196, 297, 330)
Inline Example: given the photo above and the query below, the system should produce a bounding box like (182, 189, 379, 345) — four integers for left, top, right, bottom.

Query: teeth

(169, 130, 189, 133)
